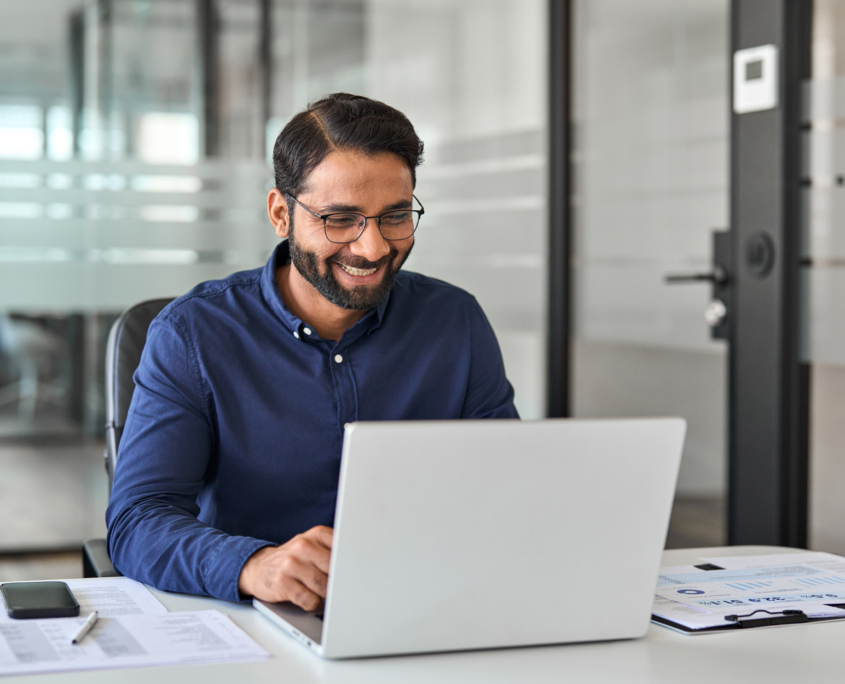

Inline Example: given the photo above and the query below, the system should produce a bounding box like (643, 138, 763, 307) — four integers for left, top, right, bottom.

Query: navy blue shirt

(106, 241, 518, 602)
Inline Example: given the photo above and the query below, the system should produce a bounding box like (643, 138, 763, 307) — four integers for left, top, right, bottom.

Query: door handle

(664, 265, 728, 285)
(662, 230, 731, 341)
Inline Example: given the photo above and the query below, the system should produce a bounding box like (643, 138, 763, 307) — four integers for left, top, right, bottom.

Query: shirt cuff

(202, 535, 276, 603)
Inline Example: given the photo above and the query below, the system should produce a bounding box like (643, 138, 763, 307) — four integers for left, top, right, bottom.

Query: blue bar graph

(796, 575, 845, 587)
(725, 581, 774, 591)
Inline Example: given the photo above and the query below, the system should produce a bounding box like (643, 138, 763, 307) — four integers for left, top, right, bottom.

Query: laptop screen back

(320, 418, 685, 658)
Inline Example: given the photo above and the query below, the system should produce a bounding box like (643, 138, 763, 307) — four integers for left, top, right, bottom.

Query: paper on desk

(652, 556, 845, 631)
(0, 610, 269, 676)
(702, 551, 845, 575)
(0, 577, 167, 622)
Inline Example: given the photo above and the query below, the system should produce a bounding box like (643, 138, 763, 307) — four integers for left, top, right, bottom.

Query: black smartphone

(0, 581, 80, 619)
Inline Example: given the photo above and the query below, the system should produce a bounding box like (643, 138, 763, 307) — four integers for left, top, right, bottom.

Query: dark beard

(288, 222, 413, 311)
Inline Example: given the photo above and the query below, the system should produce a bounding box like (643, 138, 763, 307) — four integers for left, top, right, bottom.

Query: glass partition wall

(570, 0, 730, 547)
(804, 0, 845, 556)
(0, 0, 548, 551)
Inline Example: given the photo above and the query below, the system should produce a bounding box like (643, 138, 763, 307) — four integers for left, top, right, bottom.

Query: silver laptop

(254, 418, 686, 659)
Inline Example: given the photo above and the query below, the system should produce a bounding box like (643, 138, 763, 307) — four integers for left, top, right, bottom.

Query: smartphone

(0, 581, 80, 619)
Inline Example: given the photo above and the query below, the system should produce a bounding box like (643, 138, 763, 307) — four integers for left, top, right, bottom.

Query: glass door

(570, 0, 730, 547)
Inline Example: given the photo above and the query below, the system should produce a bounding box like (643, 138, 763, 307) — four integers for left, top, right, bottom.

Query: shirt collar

(261, 240, 390, 340)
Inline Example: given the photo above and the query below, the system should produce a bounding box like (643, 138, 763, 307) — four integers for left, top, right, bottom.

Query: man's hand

(238, 525, 333, 610)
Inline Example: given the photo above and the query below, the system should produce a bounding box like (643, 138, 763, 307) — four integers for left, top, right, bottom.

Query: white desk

(8, 546, 845, 683)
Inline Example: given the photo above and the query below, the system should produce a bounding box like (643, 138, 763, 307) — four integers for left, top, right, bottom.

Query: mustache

(328, 251, 395, 270)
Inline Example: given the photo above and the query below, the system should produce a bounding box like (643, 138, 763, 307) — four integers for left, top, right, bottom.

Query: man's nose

(350, 218, 391, 262)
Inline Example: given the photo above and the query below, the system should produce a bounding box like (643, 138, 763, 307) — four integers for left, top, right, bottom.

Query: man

(106, 93, 518, 609)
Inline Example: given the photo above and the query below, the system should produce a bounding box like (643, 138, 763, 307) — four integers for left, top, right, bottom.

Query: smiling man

(106, 94, 518, 608)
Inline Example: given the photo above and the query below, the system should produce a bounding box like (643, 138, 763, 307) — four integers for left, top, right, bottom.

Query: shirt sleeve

(461, 298, 520, 420)
(105, 312, 273, 602)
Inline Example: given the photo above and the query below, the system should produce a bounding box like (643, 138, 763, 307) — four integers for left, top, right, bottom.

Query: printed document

(652, 552, 845, 630)
(0, 577, 167, 622)
(0, 610, 269, 676)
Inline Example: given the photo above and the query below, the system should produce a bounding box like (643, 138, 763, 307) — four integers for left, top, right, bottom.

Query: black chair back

(104, 298, 174, 492)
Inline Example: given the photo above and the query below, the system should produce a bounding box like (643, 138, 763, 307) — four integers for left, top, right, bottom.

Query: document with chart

(652, 552, 845, 632)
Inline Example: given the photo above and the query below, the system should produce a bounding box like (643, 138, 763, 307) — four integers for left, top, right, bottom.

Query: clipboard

(652, 605, 845, 634)
(651, 552, 845, 634)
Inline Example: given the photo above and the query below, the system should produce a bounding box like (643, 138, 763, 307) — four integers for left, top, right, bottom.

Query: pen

(71, 611, 99, 645)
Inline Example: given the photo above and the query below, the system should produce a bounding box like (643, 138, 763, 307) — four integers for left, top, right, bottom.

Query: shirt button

(293, 331, 300, 339)
(334, 354, 343, 364)
(303, 327, 312, 335)
(344, 422, 351, 430)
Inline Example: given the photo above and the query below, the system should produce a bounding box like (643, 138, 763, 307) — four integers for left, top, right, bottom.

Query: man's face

(285, 151, 415, 311)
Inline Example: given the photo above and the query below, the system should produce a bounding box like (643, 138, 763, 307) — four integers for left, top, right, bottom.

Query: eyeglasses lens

(324, 211, 419, 243)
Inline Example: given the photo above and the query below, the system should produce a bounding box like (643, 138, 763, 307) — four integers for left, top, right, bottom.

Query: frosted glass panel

(805, 0, 845, 555)
(0, 0, 548, 550)
(370, 0, 547, 418)
(802, 80, 845, 367)
(0, 159, 275, 310)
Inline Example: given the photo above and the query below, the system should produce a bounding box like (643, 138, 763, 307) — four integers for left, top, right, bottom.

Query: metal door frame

(728, 0, 811, 546)
(547, 0, 572, 419)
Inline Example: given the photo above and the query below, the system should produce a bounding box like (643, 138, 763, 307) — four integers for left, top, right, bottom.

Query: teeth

(339, 264, 377, 277)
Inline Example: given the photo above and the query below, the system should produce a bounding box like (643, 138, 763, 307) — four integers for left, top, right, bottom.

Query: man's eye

(381, 212, 410, 225)
(326, 214, 359, 228)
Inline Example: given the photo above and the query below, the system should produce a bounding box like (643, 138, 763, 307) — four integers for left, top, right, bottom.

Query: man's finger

(296, 563, 329, 599)
(283, 577, 324, 611)
(304, 525, 334, 549)
(291, 547, 330, 587)
(287, 536, 331, 574)
(276, 554, 328, 597)
(303, 547, 331, 576)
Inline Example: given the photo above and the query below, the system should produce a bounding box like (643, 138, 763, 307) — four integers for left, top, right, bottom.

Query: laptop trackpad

(256, 600, 323, 645)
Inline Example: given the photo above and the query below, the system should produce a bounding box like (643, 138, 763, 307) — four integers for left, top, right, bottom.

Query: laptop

(254, 418, 686, 659)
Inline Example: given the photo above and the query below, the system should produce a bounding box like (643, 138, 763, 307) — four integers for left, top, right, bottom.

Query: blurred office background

(3, 0, 845, 576)
(0, 0, 548, 559)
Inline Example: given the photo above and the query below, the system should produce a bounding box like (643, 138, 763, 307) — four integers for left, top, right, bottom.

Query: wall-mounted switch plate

(733, 44, 778, 114)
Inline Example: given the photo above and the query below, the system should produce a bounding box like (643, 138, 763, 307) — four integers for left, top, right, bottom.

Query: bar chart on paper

(723, 581, 775, 591)
(656, 566, 845, 608)
(794, 576, 845, 587)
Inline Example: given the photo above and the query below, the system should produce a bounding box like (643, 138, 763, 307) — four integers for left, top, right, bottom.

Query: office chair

(82, 298, 174, 578)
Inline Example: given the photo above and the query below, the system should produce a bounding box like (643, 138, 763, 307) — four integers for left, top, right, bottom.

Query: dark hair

(272, 93, 424, 197)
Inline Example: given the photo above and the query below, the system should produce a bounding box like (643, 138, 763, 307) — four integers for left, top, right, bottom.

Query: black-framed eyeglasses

(288, 195, 424, 244)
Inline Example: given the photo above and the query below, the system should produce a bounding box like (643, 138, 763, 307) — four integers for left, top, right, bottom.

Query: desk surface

(10, 546, 844, 683)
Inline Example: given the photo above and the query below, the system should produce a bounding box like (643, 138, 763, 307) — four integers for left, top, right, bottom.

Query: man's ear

(267, 188, 291, 239)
